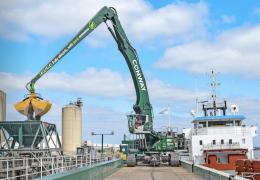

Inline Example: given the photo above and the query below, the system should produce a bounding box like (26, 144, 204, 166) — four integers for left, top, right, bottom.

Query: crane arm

(26, 7, 113, 93)
(25, 6, 153, 130)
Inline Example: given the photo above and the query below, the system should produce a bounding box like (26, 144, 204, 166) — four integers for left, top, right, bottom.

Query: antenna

(209, 69, 220, 115)
(200, 69, 227, 117)
(210, 69, 220, 102)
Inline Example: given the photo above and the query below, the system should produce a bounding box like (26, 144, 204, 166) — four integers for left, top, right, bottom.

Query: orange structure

(203, 148, 248, 170)
(235, 159, 260, 180)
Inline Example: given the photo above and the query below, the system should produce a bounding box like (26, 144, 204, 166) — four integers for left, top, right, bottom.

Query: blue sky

(0, 0, 260, 146)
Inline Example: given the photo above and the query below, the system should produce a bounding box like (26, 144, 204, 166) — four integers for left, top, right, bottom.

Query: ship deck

(105, 166, 202, 180)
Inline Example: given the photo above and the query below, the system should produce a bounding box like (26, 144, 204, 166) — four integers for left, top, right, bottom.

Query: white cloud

(156, 24, 260, 78)
(148, 79, 206, 103)
(0, 68, 206, 102)
(221, 15, 236, 24)
(0, 68, 132, 97)
(254, 7, 260, 15)
(0, 0, 208, 43)
(231, 98, 260, 123)
(128, 2, 208, 42)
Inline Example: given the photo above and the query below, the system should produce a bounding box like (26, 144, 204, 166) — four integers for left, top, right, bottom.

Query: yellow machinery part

(14, 93, 52, 118)
(14, 98, 31, 116)
(121, 153, 127, 161)
(31, 97, 52, 116)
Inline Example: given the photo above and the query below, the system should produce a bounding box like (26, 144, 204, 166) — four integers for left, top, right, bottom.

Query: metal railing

(241, 172, 260, 179)
(203, 142, 240, 150)
(192, 126, 253, 136)
(0, 153, 116, 180)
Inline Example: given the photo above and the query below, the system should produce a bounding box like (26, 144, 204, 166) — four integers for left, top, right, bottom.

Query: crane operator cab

(127, 114, 150, 133)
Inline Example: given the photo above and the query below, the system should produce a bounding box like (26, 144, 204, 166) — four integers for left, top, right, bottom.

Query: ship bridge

(187, 70, 258, 170)
(193, 115, 246, 129)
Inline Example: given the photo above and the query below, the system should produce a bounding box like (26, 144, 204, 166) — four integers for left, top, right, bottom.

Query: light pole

(91, 131, 114, 154)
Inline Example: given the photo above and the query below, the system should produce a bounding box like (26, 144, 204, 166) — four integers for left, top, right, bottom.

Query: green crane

(16, 6, 183, 166)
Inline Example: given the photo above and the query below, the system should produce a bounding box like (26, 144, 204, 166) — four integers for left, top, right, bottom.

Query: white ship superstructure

(185, 70, 258, 170)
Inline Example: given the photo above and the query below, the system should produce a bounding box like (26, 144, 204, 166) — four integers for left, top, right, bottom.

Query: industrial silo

(0, 90, 6, 144)
(0, 90, 6, 122)
(62, 98, 83, 154)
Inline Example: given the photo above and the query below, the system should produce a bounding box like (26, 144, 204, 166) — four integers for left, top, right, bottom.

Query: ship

(183, 70, 258, 171)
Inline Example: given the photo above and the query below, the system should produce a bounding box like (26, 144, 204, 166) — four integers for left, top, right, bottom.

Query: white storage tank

(62, 98, 83, 154)
(0, 90, 6, 122)
(0, 90, 6, 144)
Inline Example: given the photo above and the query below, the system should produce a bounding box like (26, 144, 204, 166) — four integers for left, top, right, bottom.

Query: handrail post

(81, 155, 83, 167)
(70, 157, 72, 169)
(76, 156, 78, 168)
(61, 156, 63, 171)
(52, 157, 54, 174)
(6, 160, 9, 179)
(26, 158, 28, 180)
(90, 151, 92, 166)
(40, 157, 43, 177)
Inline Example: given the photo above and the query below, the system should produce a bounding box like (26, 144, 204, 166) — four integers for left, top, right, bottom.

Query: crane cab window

(127, 114, 148, 133)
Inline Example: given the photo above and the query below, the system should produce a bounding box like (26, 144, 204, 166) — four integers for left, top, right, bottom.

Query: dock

(15, 159, 243, 180)
(106, 166, 201, 180)
(1, 1, 257, 180)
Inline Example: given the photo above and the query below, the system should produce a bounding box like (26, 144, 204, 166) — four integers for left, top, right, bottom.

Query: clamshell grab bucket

(14, 93, 52, 119)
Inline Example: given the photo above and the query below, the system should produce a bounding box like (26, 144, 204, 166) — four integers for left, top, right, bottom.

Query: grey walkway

(106, 166, 203, 180)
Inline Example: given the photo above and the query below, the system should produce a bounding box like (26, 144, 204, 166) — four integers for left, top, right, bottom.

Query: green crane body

(26, 6, 178, 156)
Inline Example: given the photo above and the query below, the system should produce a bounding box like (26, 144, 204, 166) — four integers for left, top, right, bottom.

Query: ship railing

(192, 126, 253, 135)
(203, 102, 226, 109)
(0, 153, 119, 180)
(241, 172, 260, 179)
(203, 142, 241, 150)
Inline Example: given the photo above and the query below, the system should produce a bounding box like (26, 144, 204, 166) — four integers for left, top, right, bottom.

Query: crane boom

(24, 6, 153, 131)
(15, 6, 185, 166)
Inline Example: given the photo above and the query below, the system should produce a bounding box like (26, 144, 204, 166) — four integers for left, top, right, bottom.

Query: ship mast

(210, 69, 219, 116)
(201, 69, 227, 117)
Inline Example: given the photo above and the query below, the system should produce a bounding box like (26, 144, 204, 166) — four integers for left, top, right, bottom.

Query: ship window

(229, 139, 232, 144)
(226, 121, 233, 126)
(221, 139, 224, 144)
(199, 140, 203, 145)
(235, 120, 240, 126)
(212, 140, 216, 145)
(242, 138, 245, 144)
(208, 121, 232, 127)
(199, 121, 206, 128)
